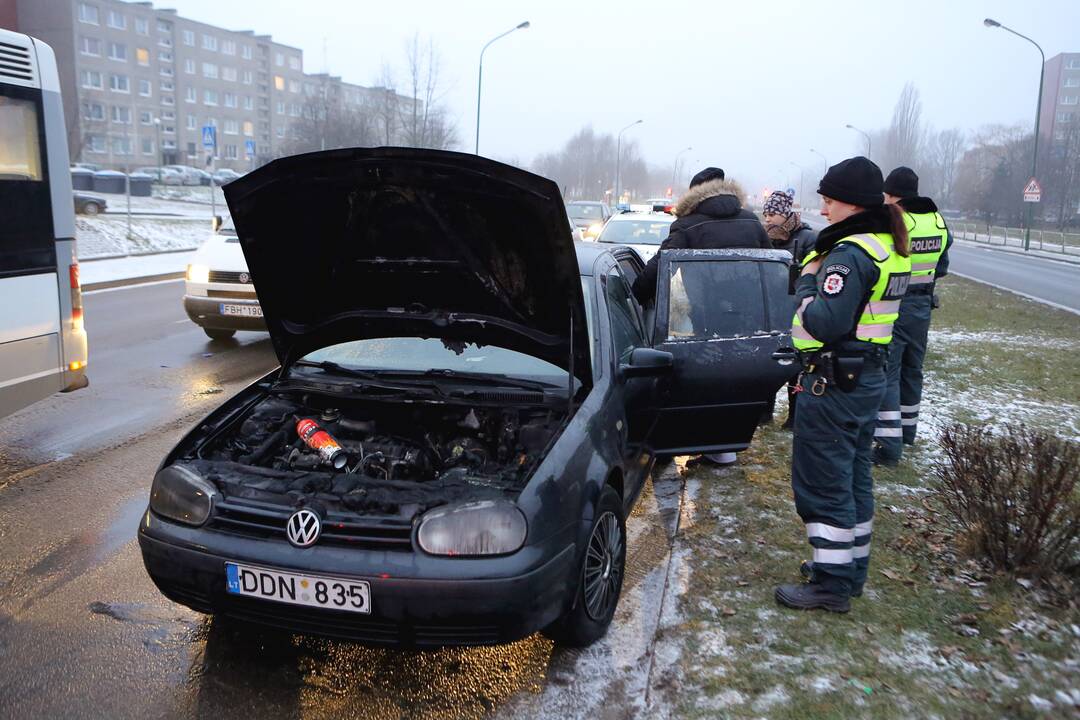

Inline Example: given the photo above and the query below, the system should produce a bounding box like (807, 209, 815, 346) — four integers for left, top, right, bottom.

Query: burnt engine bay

(181, 392, 565, 520)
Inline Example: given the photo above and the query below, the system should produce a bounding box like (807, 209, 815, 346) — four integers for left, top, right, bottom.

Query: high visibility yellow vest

(792, 233, 912, 352)
(905, 211, 949, 286)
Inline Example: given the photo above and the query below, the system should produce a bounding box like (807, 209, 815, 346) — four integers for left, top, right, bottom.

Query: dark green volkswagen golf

(138, 148, 795, 647)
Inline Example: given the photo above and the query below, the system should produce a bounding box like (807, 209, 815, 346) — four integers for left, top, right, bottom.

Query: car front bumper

(138, 510, 576, 647)
(183, 294, 266, 331)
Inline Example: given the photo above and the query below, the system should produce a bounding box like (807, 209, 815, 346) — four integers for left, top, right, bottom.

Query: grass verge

(663, 277, 1080, 719)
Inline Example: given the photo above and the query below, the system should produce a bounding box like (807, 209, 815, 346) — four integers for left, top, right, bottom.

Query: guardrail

(949, 222, 1080, 257)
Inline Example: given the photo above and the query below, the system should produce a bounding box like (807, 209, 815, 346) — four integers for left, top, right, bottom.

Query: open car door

(649, 248, 796, 454)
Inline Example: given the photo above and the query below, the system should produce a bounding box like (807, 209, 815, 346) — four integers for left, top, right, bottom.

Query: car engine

(187, 391, 564, 517)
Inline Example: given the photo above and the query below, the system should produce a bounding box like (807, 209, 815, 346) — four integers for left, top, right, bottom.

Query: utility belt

(905, 283, 935, 296)
(797, 346, 886, 396)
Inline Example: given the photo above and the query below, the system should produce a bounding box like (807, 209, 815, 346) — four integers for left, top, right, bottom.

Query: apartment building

(8, 0, 310, 170)
(1039, 52, 1080, 145)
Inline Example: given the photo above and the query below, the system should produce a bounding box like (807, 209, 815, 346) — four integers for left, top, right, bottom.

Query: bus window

(0, 96, 43, 181)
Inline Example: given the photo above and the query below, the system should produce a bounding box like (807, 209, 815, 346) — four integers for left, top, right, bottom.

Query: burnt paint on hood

(224, 147, 590, 387)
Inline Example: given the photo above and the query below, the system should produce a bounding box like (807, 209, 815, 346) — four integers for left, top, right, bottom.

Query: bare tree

(283, 80, 376, 156)
(883, 83, 925, 171)
(371, 62, 399, 146)
(395, 34, 457, 150)
(1043, 123, 1080, 230)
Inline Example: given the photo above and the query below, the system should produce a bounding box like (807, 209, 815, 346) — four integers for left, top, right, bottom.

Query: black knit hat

(883, 166, 919, 198)
(689, 167, 725, 188)
(817, 156, 884, 207)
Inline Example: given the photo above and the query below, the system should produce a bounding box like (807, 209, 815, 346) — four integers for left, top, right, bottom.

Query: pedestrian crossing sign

(1023, 177, 1041, 203)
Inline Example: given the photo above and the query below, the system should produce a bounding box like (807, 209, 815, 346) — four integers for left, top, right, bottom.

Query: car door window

(666, 260, 768, 339)
(604, 266, 646, 363)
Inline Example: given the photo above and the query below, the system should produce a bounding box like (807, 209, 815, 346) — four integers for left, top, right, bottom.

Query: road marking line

(948, 271, 1080, 316)
(83, 278, 184, 296)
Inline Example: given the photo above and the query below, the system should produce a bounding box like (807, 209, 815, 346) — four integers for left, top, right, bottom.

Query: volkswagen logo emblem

(238, 272, 250, 284)
(286, 508, 321, 548)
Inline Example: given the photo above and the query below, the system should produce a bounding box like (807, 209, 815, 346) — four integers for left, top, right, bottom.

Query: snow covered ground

(80, 251, 198, 288)
(75, 190, 223, 260)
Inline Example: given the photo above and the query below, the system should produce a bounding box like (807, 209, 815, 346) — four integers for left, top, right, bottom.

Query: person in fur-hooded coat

(632, 167, 770, 305)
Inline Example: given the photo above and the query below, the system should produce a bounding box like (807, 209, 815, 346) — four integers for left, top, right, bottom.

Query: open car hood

(224, 148, 590, 387)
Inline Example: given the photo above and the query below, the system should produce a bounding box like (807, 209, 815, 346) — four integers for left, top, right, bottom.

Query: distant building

(1039, 52, 1080, 145)
(3, 0, 414, 171)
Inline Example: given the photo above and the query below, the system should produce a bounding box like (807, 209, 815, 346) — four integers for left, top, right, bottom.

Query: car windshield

(567, 204, 603, 220)
(295, 337, 569, 386)
(597, 219, 673, 246)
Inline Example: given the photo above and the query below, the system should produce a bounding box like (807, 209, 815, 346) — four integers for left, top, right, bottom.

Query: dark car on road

(73, 191, 106, 215)
(567, 200, 611, 239)
(138, 148, 795, 647)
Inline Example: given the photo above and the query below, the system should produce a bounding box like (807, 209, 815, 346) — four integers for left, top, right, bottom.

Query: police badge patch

(822, 272, 845, 296)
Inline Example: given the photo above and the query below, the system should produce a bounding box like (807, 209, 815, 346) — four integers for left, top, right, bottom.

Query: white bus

(0, 29, 88, 418)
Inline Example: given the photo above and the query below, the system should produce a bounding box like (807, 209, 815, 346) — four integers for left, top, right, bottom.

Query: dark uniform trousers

(792, 351, 886, 596)
(875, 291, 932, 460)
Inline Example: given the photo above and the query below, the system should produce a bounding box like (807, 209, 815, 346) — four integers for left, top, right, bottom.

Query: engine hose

(240, 428, 287, 465)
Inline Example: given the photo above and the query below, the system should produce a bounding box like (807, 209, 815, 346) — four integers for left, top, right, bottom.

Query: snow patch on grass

(76, 216, 208, 258)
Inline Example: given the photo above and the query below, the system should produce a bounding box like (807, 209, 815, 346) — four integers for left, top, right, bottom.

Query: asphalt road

(0, 279, 684, 719)
(801, 213, 1080, 312)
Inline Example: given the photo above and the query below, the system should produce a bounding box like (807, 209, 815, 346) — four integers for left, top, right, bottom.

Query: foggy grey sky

(160, 0, 1078, 194)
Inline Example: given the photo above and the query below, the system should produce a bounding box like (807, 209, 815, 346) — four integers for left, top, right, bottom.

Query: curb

(83, 271, 185, 292)
(80, 246, 199, 263)
(953, 237, 1080, 266)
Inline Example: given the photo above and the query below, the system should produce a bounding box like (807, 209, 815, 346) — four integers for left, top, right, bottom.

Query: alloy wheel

(583, 511, 624, 620)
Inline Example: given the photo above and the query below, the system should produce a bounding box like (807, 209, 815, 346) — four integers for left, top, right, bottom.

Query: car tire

(83, 202, 101, 216)
(204, 328, 236, 340)
(544, 485, 626, 647)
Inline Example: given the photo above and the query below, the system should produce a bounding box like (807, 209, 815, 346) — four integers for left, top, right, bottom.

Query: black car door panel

(649, 248, 795, 454)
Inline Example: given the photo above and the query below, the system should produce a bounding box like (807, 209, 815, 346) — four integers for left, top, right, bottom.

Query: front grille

(207, 289, 258, 300)
(0, 40, 35, 84)
(209, 497, 414, 550)
(208, 270, 252, 284)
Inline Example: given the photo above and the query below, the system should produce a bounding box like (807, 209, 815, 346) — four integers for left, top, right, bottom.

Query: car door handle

(771, 348, 798, 363)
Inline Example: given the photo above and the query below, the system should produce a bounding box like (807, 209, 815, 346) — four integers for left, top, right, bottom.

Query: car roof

(607, 211, 674, 223)
(574, 240, 640, 276)
(567, 200, 604, 206)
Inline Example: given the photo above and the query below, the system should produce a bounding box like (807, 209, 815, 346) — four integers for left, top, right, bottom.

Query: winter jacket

(632, 178, 770, 304)
(772, 223, 818, 292)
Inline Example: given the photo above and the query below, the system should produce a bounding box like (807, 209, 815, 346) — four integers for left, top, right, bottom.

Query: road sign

(1023, 177, 1042, 203)
(201, 125, 217, 151)
(244, 139, 256, 157)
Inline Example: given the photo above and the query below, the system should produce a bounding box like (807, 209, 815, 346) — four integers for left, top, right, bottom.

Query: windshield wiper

(290, 361, 560, 392)
(288, 360, 446, 396)
(411, 368, 559, 391)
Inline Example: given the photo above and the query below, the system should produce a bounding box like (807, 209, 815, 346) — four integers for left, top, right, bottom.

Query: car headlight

(186, 264, 210, 284)
(417, 501, 527, 556)
(586, 223, 603, 237)
(149, 464, 215, 526)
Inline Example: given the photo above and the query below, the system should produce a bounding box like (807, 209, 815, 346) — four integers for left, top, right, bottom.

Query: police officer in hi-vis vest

(775, 157, 911, 613)
(872, 167, 951, 466)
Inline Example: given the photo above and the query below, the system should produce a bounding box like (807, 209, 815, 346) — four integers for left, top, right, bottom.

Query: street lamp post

(810, 148, 827, 173)
(671, 146, 692, 191)
(984, 18, 1045, 251)
(615, 120, 643, 207)
(845, 124, 872, 158)
(474, 21, 530, 155)
(153, 117, 162, 166)
(789, 161, 806, 207)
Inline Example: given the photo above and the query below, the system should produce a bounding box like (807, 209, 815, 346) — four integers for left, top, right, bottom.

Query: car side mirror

(619, 347, 674, 381)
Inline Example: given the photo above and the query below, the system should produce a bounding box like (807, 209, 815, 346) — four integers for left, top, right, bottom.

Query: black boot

(775, 582, 850, 613)
(800, 561, 862, 597)
(871, 444, 899, 467)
